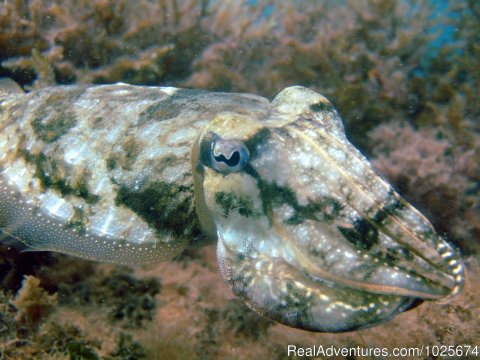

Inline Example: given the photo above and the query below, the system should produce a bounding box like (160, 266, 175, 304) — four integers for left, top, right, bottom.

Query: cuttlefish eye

(209, 135, 249, 173)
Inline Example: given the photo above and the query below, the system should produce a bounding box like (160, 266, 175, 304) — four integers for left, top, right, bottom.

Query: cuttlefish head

(192, 86, 464, 332)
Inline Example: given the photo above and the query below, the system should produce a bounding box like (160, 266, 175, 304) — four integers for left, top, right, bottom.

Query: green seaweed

(67, 341, 99, 360)
(106, 333, 147, 360)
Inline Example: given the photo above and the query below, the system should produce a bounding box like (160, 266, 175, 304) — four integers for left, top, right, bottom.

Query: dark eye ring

(210, 137, 249, 173)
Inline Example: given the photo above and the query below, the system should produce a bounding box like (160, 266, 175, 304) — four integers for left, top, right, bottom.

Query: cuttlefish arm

(193, 86, 464, 332)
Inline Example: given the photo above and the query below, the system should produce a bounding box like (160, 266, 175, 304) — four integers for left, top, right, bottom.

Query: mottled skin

(0, 81, 464, 332)
(0, 83, 269, 263)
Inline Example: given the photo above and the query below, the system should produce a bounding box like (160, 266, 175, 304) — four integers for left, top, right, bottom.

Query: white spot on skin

(166, 128, 197, 145)
(90, 207, 128, 237)
(160, 163, 187, 182)
(328, 146, 346, 162)
(2, 162, 30, 192)
(76, 97, 100, 110)
(39, 191, 74, 221)
(64, 143, 88, 165)
(90, 175, 111, 196)
(160, 87, 179, 96)
(274, 204, 295, 222)
(252, 142, 291, 186)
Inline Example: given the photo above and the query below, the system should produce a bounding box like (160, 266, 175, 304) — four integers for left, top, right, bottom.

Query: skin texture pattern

(0, 80, 464, 332)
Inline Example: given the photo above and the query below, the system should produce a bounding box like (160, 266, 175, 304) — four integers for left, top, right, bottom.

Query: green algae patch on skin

(0, 81, 464, 332)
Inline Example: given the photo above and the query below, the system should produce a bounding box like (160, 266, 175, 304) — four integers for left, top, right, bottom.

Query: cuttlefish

(0, 79, 464, 332)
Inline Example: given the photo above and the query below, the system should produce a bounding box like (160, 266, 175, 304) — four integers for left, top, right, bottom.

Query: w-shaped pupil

(214, 151, 240, 167)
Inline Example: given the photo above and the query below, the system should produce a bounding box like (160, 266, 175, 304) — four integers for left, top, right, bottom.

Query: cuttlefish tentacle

(0, 80, 464, 332)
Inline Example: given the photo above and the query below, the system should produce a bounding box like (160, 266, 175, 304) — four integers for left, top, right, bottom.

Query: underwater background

(0, 0, 478, 359)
